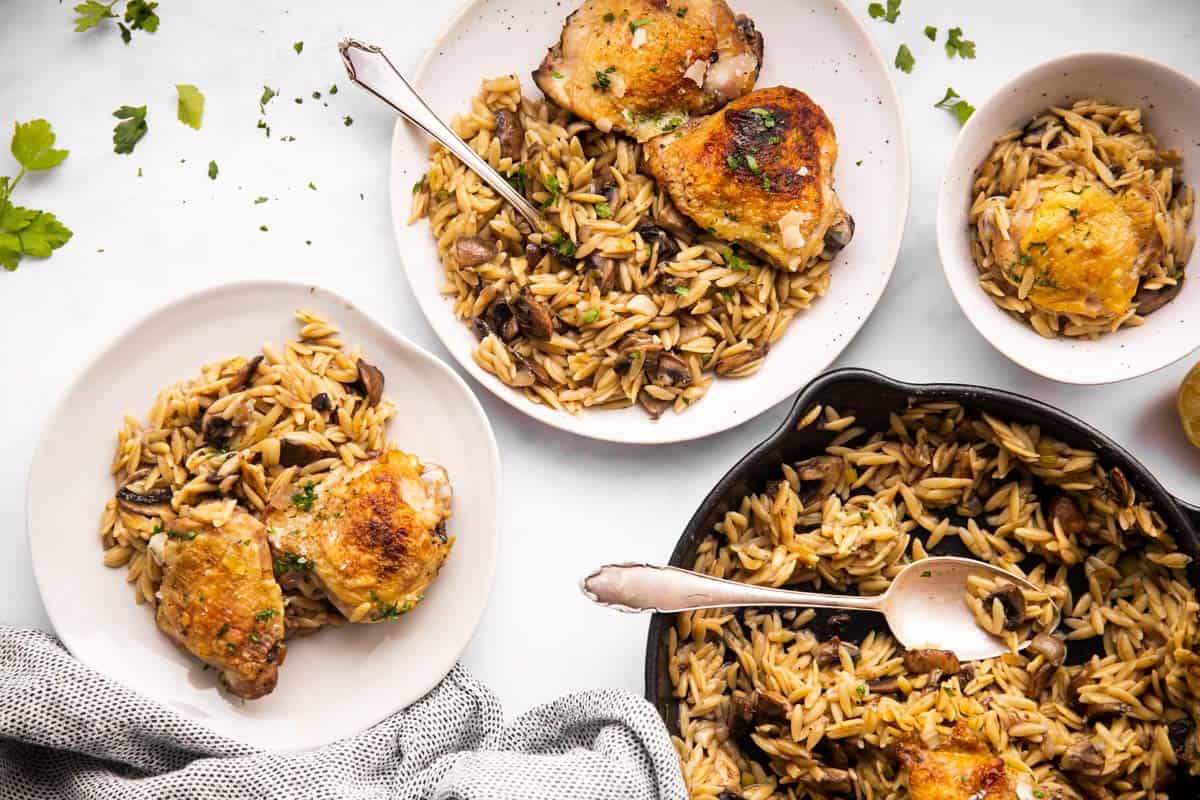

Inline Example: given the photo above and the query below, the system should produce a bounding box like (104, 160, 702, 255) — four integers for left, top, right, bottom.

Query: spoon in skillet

(582, 556, 1058, 661)
(338, 38, 550, 234)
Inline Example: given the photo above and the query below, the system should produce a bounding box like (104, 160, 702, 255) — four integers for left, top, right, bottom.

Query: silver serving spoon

(582, 556, 1058, 661)
(338, 38, 549, 233)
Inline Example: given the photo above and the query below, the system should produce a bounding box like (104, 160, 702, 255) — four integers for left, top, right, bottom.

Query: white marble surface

(2, 0, 1199, 720)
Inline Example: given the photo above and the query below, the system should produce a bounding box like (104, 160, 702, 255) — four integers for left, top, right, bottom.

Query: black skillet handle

(1171, 495, 1200, 533)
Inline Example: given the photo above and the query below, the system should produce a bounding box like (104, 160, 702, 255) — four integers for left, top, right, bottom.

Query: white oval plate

(26, 280, 501, 751)
(389, 0, 910, 443)
(936, 51, 1200, 384)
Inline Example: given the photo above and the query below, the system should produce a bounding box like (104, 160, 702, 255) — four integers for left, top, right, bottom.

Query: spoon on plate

(338, 38, 550, 233)
(581, 556, 1058, 661)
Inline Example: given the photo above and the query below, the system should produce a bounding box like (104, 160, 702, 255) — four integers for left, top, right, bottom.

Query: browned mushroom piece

(956, 494, 984, 518)
(728, 690, 756, 739)
(813, 637, 860, 668)
(1109, 467, 1134, 507)
(1047, 494, 1087, 536)
(453, 236, 496, 268)
(656, 200, 697, 240)
(754, 690, 792, 724)
(619, 332, 664, 360)
(115, 468, 173, 513)
(587, 252, 617, 294)
(1067, 663, 1094, 707)
(821, 213, 855, 260)
(353, 358, 385, 407)
(868, 676, 903, 695)
(201, 413, 235, 448)
(1134, 276, 1184, 315)
(1028, 633, 1066, 666)
(1061, 739, 1105, 776)
(493, 108, 525, 161)
(715, 344, 769, 376)
(514, 286, 555, 340)
(715, 792, 744, 800)
(230, 354, 263, 392)
(311, 392, 332, 413)
(795, 456, 842, 506)
(524, 241, 547, 268)
(635, 219, 680, 261)
(984, 582, 1027, 631)
(279, 432, 333, 467)
(510, 349, 552, 387)
(638, 392, 672, 420)
(481, 297, 520, 342)
(1168, 717, 1195, 760)
(652, 352, 693, 389)
(902, 648, 961, 676)
(812, 767, 852, 794)
(1084, 701, 1131, 722)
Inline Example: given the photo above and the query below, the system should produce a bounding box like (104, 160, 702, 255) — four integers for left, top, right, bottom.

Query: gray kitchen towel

(0, 627, 688, 800)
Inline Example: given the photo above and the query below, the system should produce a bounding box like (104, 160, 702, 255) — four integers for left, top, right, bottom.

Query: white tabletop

(3, 0, 1200, 720)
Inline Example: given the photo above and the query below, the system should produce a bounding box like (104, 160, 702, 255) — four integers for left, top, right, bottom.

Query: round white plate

(389, 0, 910, 443)
(936, 51, 1200, 384)
(26, 280, 501, 751)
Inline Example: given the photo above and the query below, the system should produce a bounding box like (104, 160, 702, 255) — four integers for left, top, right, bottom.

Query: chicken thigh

(151, 504, 286, 700)
(264, 449, 453, 624)
(644, 85, 854, 271)
(897, 723, 1018, 800)
(533, 0, 763, 142)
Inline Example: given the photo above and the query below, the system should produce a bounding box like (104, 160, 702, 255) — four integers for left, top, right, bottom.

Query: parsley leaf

(724, 248, 750, 271)
(924, 25, 937, 41)
(123, 0, 158, 34)
(592, 67, 615, 91)
(291, 481, 317, 510)
(548, 230, 576, 258)
(628, 17, 651, 33)
(867, 0, 900, 23)
(748, 107, 776, 128)
(945, 27, 976, 59)
(254, 608, 277, 622)
(207, 160, 218, 180)
(935, 87, 975, 126)
(259, 86, 278, 114)
(594, 201, 613, 219)
(542, 173, 562, 209)
(112, 105, 148, 154)
(293, 41, 303, 54)
(175, 84, 205, 130)
(11, 120, 69, 171)
(581, 308, 599, 323)
(895, 44, 914, 73)
(73, 0, 116, 32)
(676, 6, 688, 16)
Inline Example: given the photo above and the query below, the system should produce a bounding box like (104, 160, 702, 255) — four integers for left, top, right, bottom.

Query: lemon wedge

(1178, 361, 1200, 448)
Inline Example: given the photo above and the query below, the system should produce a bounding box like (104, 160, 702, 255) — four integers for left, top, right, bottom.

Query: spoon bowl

(583, 556, 1057, 661)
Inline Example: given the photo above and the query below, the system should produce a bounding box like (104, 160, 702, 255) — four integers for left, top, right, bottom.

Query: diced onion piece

(610, 73, 627, 99)
(626, 294, 660, 317)
(779, 209, 812, 251)
(631, 27, 648, 49)
(684, 59, 708, 88)
(147, 532, 167, 565)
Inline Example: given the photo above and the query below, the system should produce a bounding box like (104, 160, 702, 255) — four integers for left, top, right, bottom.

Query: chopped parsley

(291, 481, 317, 511)
(343, 115, 354, 126)
(603, 11, 615, 22)
(724, 248, 750, 271)
(308, 181, 317, 191)
(272, 553, 311, 575)
(943, 685, 956, 696)
(1068, 207, 1079, 219)
(254, 196, 268, 204)
(581, 308, 600, 324)
(726, 154, 741, 171)
(895, 44, 914, 74)
(920, 570, 932, 577)
(595, 200, 613, 219)
(166, 528, 197, 541)
(175, 84, 205, 130)
(935, 87, 975, 126)
(293, 41, 303, 54)
(548, 230, 576, 258)
(254, 608, 277, 622)
(592, 66, 616, 91)
(259, 86, 278, 114)
(73, 0, 159, 44)
(112, 105, 148, 154)
(748, 107, 776, 128)
(676, 6, 688, 16)
(542, 173, 562, 208)
(924, 25, 937, 41)
(945, 27, 976, 59)
(661, 117, 682, 133)
(744, 154, 760, 174)
(369, 590, 411, 621)
(552, 70, 564, 79)
(628, 18, 651, 33)
(506, 164, 527, 193)
(207, 160, 218, 180)
(867, 0, 900, 23)
(674, 285, 690, 296)
(215, 622, 230, 639)
(1018, 254, 1032, 266)
(767, 135, 781, 145)
(249, 631, 262, 644)
(856, 684, 868, 697)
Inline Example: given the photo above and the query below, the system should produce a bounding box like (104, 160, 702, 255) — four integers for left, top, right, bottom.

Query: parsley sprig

(935, 87, 975, 126)
(176, 84, 205, 130)
(867, 0, 900, 23)
(945, 27, 976, 59)
(73, 0, 159, 44)
(895, 44, 914, 74)
(0, 120, 72, 272)
(112, 105, 148, 154)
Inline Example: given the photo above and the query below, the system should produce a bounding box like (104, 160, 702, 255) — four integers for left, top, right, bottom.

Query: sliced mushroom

(1084, 702, 1131, 722)
(956, 494, 984, 518)
(279, 432, 333, 467)
(619, 332, 664, 359)
(201, 413, 235, 448)
(511, 349, 552, 387)
(656, 200, 696, 240)
(453, 235, 496, 268)
(902, 649, 961, 676)
(1060, 739, 1105, 776)
(985, 582, 1027, 631)
(514, 286, 555, 340)
(754, 690, 792, 724)
(1168, 717, 1195, 759)
(311, 392, 332, 413)
(715, 792, 743, 800)
(812, 767, 851, 794)
(651, 352, 693, 388)
(714, 344, 769, 376)
(821, 213, 855, 260)
(1067, 664, 1094, 708)
(230, 354, 263, 392)
(588, 252, 617, 294)
(813, 637, 860, 667)
(482, 298, 520, 342)
(493, 108, 524, 160)
(115, 469, 173, 512)
(728, 690, 756, 739)
(1109, 467, 1134, 507)
(1028, 633, 1066, 667)
(1134, 277, 1183, 315)
(638, 391, 672, 420)
(635, 219, 680, 261)
(868, 676, 903, 695)
(1047, 494, 1087, 536)
(353, 358, 385, 407)
(795, 456, 842, 506)
(524, 241, 547, 268)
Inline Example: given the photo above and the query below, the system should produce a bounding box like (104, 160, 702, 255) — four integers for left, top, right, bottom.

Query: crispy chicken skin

(533, 0, 763, 142)
(644, 86, 853, 271)
(265, 449, 453, 624)
(153, 505, 286, 700)
(897, 723, 1018, 800)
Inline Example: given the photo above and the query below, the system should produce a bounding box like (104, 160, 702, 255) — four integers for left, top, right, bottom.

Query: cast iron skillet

(644, 368, 1200, 795)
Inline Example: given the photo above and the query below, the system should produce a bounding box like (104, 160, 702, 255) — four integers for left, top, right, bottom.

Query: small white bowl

(936, 51, 1200, 385)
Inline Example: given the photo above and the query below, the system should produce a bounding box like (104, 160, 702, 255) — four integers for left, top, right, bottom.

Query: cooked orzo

(970, 99, 1194, 339)
(669, 401, 1200, 799)
(99, 311, 397, 637)
(411, 75, 842, 418)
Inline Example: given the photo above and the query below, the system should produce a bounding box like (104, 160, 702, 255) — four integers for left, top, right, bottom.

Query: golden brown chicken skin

(264, 449, 453, 624)
(152, 505, 286, 700)
(897, 723, 1018, 800)
(533, 0, 763, 142)
(644, 85, 854, 271)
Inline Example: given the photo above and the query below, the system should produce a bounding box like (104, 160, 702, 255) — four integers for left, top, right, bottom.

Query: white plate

(389, 0, 910, 444)
(26, 280, 501, 751)
(936, 51, 1200, 384)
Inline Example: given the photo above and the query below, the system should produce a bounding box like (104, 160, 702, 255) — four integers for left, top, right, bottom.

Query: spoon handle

(582, 563, 885, 614)
(338, 38, 547, 232)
